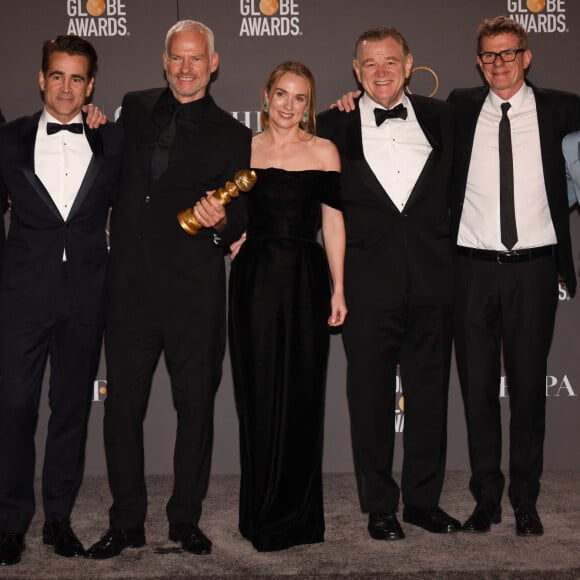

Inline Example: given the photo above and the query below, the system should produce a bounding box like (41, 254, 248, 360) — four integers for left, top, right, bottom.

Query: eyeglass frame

(478, 48, 527, 64)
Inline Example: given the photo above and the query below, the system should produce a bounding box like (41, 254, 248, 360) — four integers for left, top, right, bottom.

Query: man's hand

(329, 90, 361, 112)
(193, 191, 227, 231)
(82, 104, 107, 129)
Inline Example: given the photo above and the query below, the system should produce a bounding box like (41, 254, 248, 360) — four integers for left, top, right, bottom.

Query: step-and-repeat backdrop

(1, 0, 579, 475)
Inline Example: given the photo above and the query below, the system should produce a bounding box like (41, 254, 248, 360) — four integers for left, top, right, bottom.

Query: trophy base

(177, 209, 201, 236)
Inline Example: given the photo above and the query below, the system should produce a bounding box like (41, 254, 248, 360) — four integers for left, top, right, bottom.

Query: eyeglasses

(478, 48, 526, 64)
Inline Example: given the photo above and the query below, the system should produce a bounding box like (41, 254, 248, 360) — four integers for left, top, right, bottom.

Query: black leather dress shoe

(85, 527, 146, 559)
(462, 503, 502, 533)
(0, 533, 24, 566)
(515, 508, 544, 536)
(43, 520, 85, 557)
(403, 505, 462, 533)
(368, 512, 405, 540)
(169, 523, 212, 555)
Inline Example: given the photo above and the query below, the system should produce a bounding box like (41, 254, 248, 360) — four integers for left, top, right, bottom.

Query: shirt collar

(164, 88, 211, 120)
(488, 82, 530, 114)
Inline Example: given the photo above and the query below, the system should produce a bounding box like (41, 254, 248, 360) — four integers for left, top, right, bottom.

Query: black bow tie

(46, 122, 83, 135)
(374, 104, 408, 126)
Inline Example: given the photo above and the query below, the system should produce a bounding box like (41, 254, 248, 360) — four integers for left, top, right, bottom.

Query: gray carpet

(2, 472, 579, 579)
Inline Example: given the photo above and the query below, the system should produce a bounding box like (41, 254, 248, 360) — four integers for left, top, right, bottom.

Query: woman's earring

(302, 111, 309, 123)
(263, 102, 269, 112)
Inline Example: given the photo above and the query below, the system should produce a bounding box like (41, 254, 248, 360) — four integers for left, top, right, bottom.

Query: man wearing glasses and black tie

(448, 15, 580, 537)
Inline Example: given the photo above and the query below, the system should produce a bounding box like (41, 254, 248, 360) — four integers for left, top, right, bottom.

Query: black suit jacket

(317, 93, 454, 313)
(0, 112, 123, 324)
(448, 82, 580, 296)
(106, 89, 251, 310)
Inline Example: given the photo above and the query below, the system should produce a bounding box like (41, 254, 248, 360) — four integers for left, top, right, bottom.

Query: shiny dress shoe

(515, 508, 544, 536)
(368, 512, 405, 540)
(0, 533, 24, 566)
(42, 520, 85, 558)
(43, 520, 85, 557)
(169, 523, 212, 555)
(403, 505, 462, 533)
(462, 503, 502, 533)
(85, 527, 145, 559)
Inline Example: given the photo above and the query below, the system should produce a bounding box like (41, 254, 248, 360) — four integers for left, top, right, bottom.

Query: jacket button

(145, 195, 151, 203)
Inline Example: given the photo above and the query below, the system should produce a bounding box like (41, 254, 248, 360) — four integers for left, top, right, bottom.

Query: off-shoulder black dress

(229, 168, 341, 551)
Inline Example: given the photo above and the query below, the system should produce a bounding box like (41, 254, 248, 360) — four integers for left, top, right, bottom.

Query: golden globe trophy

(177, 169, 257, 236)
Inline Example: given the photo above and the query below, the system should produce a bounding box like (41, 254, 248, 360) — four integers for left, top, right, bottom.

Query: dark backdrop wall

(1, 0, 579, 475)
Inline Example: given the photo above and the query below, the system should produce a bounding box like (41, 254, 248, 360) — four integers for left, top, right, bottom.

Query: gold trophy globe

(178, 169, 257, 235)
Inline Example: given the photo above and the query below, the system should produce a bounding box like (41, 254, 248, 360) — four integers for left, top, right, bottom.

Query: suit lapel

(138, 89, 166, 187)
(21, 112, 63, 221)
(403, 95, 442, 210)
(346, 103, 399, 212)
(411, 95, 441, 149)
(454, 87, 488, 198)
(67, 117, 104, 221)
(532, 85, 558, 199)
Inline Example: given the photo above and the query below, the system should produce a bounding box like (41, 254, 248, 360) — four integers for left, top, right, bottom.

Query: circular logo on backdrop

(86, 0, 106, 17)
(527, 0, 546, 13)
(407, 66, 439, 98)
(259, 0, 279, 16)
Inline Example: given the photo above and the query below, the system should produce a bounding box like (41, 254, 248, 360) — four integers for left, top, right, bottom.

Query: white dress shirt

(458, 83, 556, 250)
(35, 109, 92, 222)
(360, 92, 432, 212)
(35, 109, 92, 261)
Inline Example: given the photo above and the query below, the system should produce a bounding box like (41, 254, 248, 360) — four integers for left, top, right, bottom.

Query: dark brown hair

(42, 34, 98, 80)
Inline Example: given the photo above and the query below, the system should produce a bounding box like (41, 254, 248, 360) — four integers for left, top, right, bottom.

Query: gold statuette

(177, 169, 257, 236)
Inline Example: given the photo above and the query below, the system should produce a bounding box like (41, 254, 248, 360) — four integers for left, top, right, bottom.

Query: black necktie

(374, 104, 408, 126)
(499, 102, 517, 250)
(150, 106, 181, 182)
(46, 122, 83, 135)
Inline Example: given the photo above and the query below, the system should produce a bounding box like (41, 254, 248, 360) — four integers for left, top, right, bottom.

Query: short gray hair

(165, 20, 215, 57)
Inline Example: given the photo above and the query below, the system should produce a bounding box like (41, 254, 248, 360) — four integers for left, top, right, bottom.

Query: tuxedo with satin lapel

(0, 112, 123, 533)
(318, 94, 455, 513)
(103, 88, 251, 530)
(448, 82, 580, 511)
(563, 130, 580, 206)
(0, 112, 122, 324)
(318, 94, 454, 313)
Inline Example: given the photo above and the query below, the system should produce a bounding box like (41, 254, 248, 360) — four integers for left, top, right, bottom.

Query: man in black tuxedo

(0, 35, 122, 565)
(86, 20, 251, 559)
(449, 16, 580, 536)
(0, 109, 5, 123)
(317, 27, 460, 540)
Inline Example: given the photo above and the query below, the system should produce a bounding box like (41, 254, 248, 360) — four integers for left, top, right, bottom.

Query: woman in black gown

(229, 62, 346, 552)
